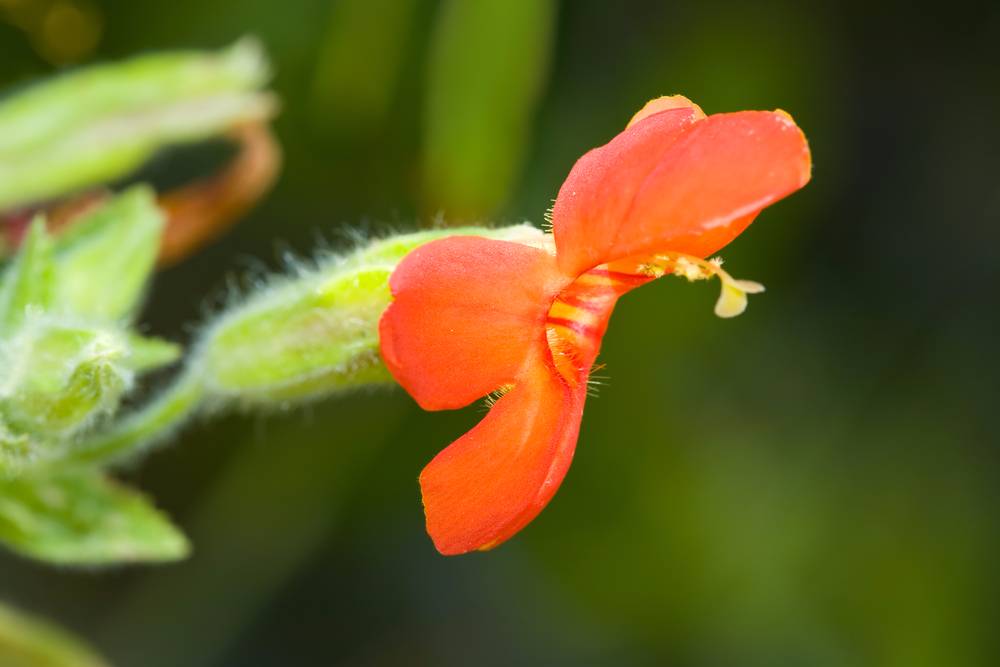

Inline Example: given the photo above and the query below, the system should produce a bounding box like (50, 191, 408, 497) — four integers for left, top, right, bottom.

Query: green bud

(197, 225, 539, 407)
(0, 219, 54, 331)
(51, 186, 164, 321)
(0, 318, 131, 439)
(0, 38, 276, 209)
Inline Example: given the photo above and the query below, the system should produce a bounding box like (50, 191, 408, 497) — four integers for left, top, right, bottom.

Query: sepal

(51, 187, 164, 321)
(126, 334, 182, 372)
(0, 219, 55, 331)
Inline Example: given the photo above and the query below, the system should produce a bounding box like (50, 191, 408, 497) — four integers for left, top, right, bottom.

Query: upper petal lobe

(551, 105, 701, 277)
(553, 108, 811, 273)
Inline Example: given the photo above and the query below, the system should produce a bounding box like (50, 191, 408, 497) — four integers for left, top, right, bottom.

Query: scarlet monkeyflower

(379, 95, 811, 555)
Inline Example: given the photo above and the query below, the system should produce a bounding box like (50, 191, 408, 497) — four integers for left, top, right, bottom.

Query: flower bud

(0, 318, 132, 440)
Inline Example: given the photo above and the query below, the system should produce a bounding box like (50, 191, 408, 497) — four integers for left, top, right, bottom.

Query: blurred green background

(2, 0, 999, 665)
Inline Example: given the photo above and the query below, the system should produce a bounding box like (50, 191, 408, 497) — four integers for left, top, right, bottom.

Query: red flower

(379, 96, 811, 554)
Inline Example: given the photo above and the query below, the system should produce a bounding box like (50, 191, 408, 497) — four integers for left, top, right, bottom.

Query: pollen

(637, 262, 664, 277)
(671, 257, 710, 281)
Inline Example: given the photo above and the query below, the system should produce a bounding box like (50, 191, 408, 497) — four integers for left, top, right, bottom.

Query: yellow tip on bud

(627, 95, 706, 128)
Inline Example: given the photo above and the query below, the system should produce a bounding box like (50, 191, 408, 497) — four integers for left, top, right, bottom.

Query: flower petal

(552, 105, 702, 277)
(619, 110, 811, 260)
(420, 359, 586, 554)
(379, 236, 565, 411)
(554, 109, 811, 274)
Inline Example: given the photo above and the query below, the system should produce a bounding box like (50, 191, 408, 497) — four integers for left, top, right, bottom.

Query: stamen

(540, 249, 762, 392)
(651, 252, 765, 318)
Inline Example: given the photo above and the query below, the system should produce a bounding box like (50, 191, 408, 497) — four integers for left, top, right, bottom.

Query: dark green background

(2, 0, 998, 665)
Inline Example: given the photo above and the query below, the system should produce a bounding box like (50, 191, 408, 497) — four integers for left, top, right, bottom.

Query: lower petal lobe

(419, 358, 586, 554)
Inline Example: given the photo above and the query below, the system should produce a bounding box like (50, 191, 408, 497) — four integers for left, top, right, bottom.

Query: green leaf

(0, 471, 189, 566)
(125, 334, 182, 373)
(0, 601, 111, 667)
(0, 38, 276, 210)
(0, 219, 55, 331)
(51, 187, 164, 321)
(423, 0, 557, 218)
